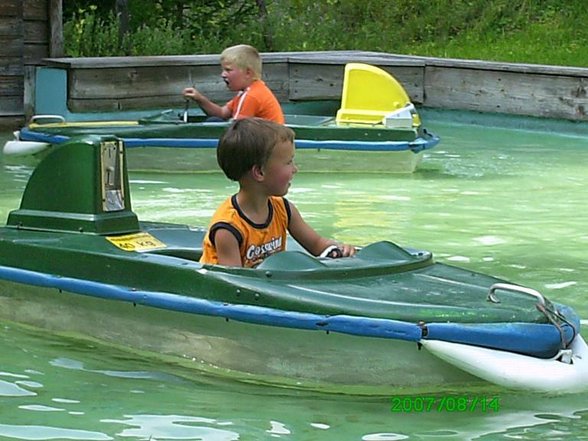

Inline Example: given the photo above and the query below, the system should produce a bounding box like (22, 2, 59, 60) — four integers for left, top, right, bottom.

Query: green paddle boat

(0, 135, 587, 394)
(4, 63, 439, 173)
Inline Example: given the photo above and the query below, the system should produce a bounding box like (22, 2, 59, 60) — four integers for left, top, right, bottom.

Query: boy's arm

(214, 228, 244, 266)
(287, 203, 356, 257)
(183, 87, 232, 119)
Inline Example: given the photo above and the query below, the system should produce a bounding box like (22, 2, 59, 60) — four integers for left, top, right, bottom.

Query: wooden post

(48, 0, 63, 57)
(116, 0, 130, 55)
(255, 0, 274, 51)
(0, 0, 25, 128)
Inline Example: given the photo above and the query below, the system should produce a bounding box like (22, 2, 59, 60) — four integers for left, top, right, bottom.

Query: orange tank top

(200, 195, 291, 267)
(226, 80, 285, 124)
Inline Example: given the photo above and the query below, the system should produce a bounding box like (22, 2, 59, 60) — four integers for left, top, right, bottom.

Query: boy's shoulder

(249, 79, 269, 89)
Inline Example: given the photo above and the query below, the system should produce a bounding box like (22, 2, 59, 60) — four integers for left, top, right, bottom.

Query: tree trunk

(49, 0, 64, 57)
(255, 0, 274, 51)
(116, 0, 130, 54)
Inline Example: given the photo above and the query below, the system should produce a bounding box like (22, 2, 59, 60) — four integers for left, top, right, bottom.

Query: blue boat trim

(20, 129, 69, 144)
(19, 128, 440, 153)
(0, 263, 575, 358)
(426, 319, 578, 359)
(0, 264, 422, 342)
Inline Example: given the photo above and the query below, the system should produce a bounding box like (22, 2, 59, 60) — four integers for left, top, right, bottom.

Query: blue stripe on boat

(19, 128, 440, 153)
(0, 264, 422, 342)
(0, 263, 575, 359)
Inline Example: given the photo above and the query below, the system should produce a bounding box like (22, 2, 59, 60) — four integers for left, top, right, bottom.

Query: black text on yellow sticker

(106, 232, 166, 252)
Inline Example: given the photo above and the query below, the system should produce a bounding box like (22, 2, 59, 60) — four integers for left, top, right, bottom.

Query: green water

(1, 116, 588, 440)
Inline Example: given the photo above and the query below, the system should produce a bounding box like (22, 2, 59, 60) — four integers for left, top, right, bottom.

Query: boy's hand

(320, 243, 356, 258)
(182, 87, 202, 102)
(339, 243, 356, 257)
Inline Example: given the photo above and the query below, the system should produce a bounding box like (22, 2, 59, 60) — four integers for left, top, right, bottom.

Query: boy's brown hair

(217, 118, 295, 181)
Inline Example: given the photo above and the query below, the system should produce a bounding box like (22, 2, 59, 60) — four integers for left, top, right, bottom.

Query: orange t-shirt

(226, 80, 285, 124)
(200, 195, 291, 267)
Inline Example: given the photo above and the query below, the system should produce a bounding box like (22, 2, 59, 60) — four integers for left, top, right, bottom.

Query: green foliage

(64, 1, 266, 56)
(64, 6, 121, 57)
(63, 0, 588, 67)
(126, 18, 192, 56)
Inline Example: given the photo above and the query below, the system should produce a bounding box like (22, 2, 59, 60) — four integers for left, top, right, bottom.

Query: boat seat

(335, 63, 415, 126)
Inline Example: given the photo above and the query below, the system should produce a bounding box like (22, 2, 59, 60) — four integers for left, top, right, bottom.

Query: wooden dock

(0, 0, 62, 129)
(26, 50, 588, 127)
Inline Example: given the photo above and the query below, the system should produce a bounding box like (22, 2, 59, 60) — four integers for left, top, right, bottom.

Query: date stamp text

(390, 396, 500, 413)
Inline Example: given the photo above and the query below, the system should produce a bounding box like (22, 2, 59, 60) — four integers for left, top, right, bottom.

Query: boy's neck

(235, 189, 271, 224)
(242, 78, 259, 90)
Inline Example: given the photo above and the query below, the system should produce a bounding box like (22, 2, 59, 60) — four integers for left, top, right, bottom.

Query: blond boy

(183, 44, 284, 124)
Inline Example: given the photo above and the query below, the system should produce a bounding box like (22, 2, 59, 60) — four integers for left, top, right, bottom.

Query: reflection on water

(2, 321, 588, 440)
(1, 116, 588, 440)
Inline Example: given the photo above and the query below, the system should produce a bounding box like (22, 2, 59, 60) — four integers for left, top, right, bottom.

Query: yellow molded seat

(336, 63, 415, 126)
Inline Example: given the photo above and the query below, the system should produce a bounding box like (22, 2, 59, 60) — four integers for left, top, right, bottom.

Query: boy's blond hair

(220, 44, 262, 79)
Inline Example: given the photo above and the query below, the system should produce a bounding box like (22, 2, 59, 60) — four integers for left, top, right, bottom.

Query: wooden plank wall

(286, 53, 424, 103)
(0, 0, 62, 129)
(41, 51, 588, 122)
(44, 51, 426, 113)
(0, 0, 24, 128)
(65, 56, 232, 112)
(423, 58, 588, 120)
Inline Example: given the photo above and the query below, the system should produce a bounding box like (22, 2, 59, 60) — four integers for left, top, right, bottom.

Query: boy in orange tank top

(200, 118, 355, 267)
(183, 44, 284, 124)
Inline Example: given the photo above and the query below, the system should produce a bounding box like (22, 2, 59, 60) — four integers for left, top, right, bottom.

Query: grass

(63, 0, 588, 67)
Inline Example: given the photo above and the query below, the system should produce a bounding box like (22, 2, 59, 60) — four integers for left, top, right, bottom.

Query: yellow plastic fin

(336, 63, 414, 126)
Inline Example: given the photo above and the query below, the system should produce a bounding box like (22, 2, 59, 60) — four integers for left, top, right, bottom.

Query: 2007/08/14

(390, 396, 500, 413)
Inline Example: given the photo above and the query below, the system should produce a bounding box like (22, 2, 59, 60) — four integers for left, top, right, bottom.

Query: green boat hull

(13, 101, 439, 173)
(0, 135, 586, 394)
(0, 277, 484, 395)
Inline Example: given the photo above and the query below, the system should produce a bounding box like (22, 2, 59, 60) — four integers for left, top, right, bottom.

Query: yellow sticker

(106, 232, 166, 252)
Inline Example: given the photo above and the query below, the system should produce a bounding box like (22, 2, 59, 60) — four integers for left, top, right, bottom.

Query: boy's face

(261, 140, 298, 196)
(221, 61, 254, 91)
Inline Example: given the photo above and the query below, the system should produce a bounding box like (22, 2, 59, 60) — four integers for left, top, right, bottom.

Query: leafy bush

(64, 6, 122, 57)
(63, 0, 588, 67)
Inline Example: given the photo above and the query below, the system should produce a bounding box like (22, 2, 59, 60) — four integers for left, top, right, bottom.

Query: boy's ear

(245, 67, 256, 79)
(251, 164, 264, 181)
